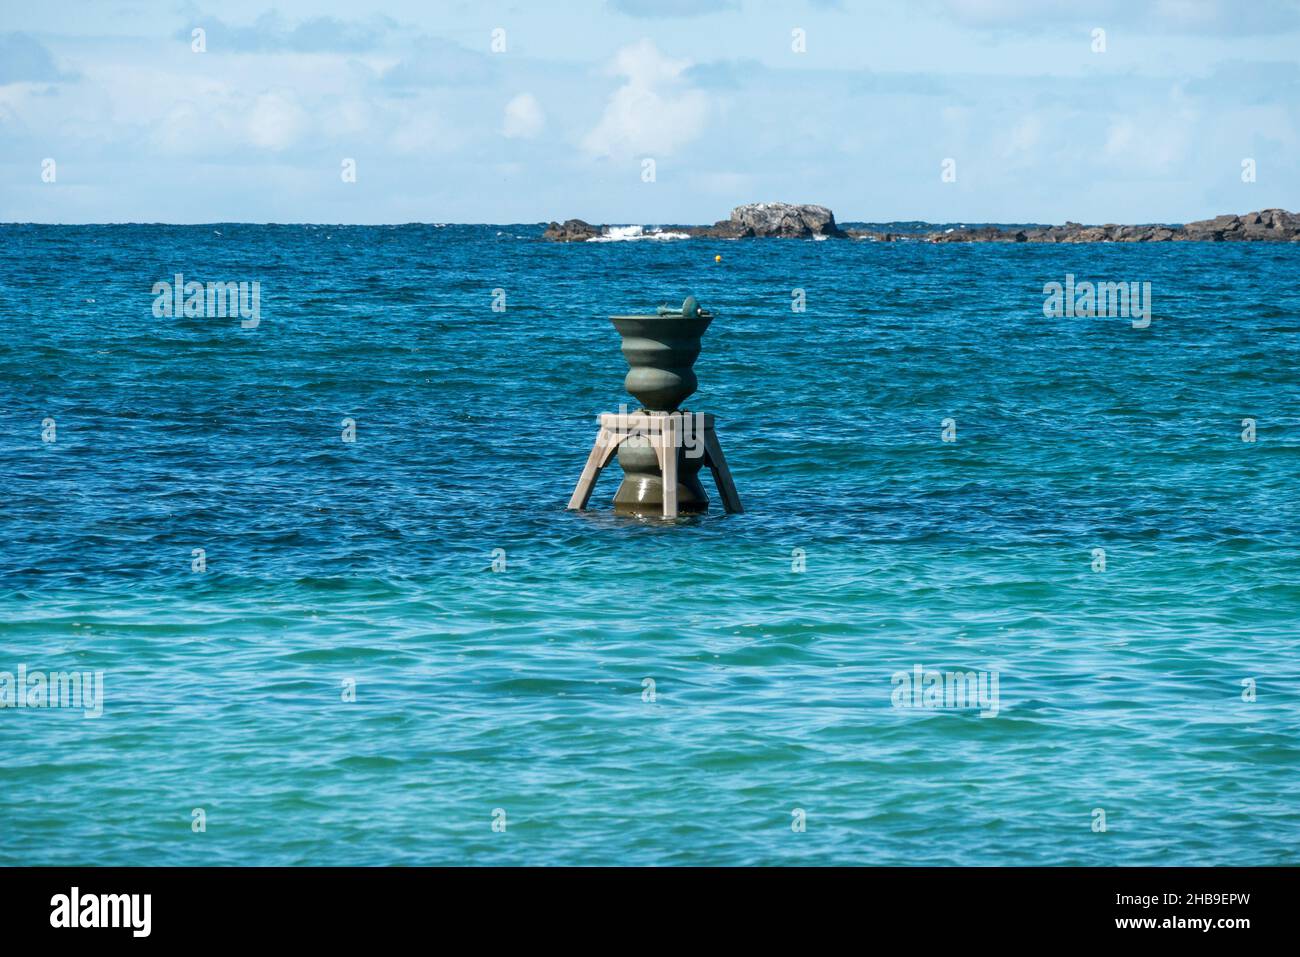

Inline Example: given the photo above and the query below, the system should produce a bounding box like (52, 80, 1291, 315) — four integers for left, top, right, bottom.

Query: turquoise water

(2, 224, 1298, 865)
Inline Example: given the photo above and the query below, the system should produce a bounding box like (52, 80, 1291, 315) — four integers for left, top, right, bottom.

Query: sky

(2, 0, 1299, 224)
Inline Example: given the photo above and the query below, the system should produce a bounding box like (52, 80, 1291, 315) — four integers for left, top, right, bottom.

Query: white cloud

(1004, 114, 1042, 155)
(581, 39, 709, 159)
(502, 93, 544, 139)
(609, 0, 738, 17)
(84, 61, 319, 157)
(936, 0, 1300, 34)
(689, 170, 756, 195)
(382, 93, 471, 156)
(389, 107, 445, 154)
(1102, 107, 1196, 174)
(246, 92, 307, 151)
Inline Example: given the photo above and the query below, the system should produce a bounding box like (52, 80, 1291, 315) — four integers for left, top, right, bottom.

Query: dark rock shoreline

(544, 203, 1300, 243)
(544, 202, 844, 241)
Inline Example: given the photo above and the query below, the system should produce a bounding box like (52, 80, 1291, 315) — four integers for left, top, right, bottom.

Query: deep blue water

(2, 224, 1298, 865)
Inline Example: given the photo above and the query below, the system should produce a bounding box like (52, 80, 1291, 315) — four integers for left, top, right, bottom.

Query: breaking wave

(586, 225, 691, 242)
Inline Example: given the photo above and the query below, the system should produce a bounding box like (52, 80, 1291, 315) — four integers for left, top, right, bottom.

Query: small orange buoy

(714, 254, 722, 263)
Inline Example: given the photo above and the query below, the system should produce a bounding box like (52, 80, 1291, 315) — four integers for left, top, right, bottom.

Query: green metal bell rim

(610, 295, 712, 320)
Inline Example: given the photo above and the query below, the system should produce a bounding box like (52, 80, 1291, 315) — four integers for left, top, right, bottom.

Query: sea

(1, 222, 1297, 865)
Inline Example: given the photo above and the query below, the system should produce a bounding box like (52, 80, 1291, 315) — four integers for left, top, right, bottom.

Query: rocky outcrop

(861, 209, 1300, 243)
(1179, 208, 1300, 241)
(544, 203, 846, 241)
(723, 202, 844, 238)
(543, 219, 601, 242)
(544, 207, 1300, 243)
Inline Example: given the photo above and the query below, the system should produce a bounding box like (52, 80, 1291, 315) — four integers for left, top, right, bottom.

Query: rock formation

(851, 209, 1300, 243)
(543, 206, 1300, 243)
(1178, 208, 1300, 241)
(545, 203, 845, 241)
(542, 219, 601, 242)
(724, 202, 844, 238)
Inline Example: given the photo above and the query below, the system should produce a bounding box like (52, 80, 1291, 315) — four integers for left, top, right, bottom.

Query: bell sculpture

(567, 296, 743, 519)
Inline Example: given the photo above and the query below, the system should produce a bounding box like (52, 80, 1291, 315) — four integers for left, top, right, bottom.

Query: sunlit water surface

(2, 224, 1298, 864)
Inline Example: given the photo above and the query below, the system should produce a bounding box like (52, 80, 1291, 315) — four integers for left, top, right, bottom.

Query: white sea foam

(587, 225, 690, 242)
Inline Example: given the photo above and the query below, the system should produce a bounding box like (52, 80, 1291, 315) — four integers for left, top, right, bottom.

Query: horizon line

(3, 212, 1286, 228)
